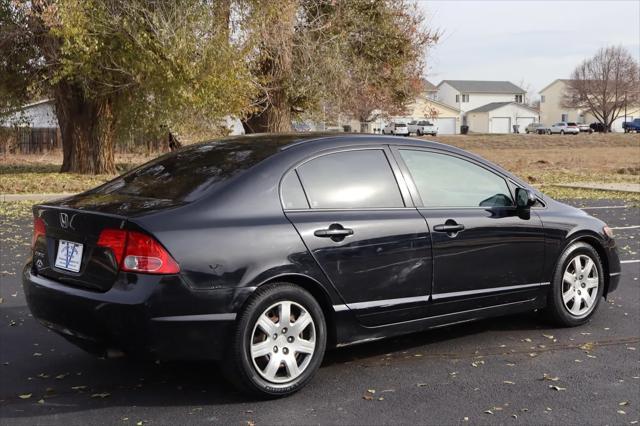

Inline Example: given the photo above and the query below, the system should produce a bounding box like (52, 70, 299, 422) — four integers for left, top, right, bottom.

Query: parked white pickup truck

(408, 120, 438, 136)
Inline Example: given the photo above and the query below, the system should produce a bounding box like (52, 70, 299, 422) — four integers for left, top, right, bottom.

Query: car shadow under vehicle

(1, 309, 553, 419)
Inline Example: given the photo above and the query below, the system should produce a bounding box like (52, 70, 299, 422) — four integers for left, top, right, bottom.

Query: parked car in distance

(622, 118, 640, 133)
(24, 134, 620, 397)
(382, 122, 409, 136)
(547, 122, 579, 135)
(590, 122, 608, 133)
(576, 123, 593, 133)
(408, 120, 438, 136)
(525, 123, 547, 134)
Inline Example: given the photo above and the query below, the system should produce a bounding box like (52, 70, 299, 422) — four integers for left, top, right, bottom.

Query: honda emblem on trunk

(60, 213, 69, 229)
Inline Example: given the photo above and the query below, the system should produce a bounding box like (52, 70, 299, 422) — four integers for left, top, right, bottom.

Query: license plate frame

(54, 240, 84, 273)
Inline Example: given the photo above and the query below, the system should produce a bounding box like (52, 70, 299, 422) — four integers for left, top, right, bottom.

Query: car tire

(545, 242, 604, 327)
(525, 130, 529, 134)
(417, 129, 422, 136)
(547, 130, 552, 135)
(560, 130, 565, 135)
(223, 283, 327, 398)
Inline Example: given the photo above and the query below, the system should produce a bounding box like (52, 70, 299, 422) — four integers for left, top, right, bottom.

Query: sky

(418, 0, 640, 97)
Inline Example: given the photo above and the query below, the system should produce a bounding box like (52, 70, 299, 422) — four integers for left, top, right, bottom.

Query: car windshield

(91, 135, 300, 202)
(396, 123, 407, 127)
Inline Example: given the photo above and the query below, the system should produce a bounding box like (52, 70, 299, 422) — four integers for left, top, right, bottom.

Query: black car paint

(23, 134, 621, 360)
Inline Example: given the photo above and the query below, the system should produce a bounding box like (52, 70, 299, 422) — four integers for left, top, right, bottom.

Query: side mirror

(515, 187, 536, 209)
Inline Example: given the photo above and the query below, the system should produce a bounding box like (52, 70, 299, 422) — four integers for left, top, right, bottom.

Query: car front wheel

(223, 283, 327, 398)
(545, 242, 604, 327)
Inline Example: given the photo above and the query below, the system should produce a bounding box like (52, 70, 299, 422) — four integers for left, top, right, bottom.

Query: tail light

(97, 229, 180, 274)
(32, 217, 46, 248)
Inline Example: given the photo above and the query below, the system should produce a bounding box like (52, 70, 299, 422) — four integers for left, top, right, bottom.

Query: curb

(551, 183, 640, 194)
(0, 193, 74, 202)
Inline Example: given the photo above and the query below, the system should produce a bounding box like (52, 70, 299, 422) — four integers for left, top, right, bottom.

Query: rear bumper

(23, 264, 240, 360)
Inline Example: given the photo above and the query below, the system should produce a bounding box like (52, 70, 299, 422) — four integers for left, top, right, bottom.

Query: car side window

(297, 150, 404, 209)
(399, 150, 513, 208)
(281, 170, 309, 209)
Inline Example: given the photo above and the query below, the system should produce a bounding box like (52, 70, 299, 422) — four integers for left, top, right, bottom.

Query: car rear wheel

(546, 129, 552, 135)
(560, 130, 565, 135)
(545, 242, 604, 327)
(417, 129, 422, 136)
(223, 283, 326, 398)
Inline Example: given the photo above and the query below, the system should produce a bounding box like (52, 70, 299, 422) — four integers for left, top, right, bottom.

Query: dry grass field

(1, 132, 638, 200)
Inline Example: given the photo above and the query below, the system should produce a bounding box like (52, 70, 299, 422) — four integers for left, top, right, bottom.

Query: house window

(462, 94, 469, 102)
(561, 113, 568, 122)
(540, 95, 545, 103)
(455, 94, 460, 103)
(515, 94, 523, 103)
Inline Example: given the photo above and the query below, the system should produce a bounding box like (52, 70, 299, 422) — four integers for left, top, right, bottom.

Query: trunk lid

(33, 204, 129, 292)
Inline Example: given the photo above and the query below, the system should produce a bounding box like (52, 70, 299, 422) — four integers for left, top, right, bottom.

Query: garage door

(432, 118, 456, 134)
(516, 117, 535, 131)
(491, 117, 511, 133)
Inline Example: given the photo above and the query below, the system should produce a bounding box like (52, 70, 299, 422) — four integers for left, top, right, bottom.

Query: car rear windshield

(396, 123, 407, 127)
(567, 122, 577, 126)
(91, 135, 300, 202)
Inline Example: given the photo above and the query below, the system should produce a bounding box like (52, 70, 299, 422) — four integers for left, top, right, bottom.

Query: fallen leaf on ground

(540, 373, 559, 381)
(619, 401, 629, 406)
(90, 392, 111, 398)
(503, 381, 515, 385)
(18, 393, 32, 399)
(549, 385, 566, 391)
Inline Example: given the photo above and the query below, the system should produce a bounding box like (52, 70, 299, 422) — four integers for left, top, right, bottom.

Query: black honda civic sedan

(24, 134, 620, 397)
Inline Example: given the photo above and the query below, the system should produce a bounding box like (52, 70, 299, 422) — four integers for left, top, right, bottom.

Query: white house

(435, 80, 535, 133)
(466, 102, 539, 134)
(1, 99, 59, 128)
(436, 80, 527, 115)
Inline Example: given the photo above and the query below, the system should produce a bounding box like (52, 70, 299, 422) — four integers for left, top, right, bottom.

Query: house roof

(467, 102, 538, 114)
(422, 79, 437, 92)
(423, 97, 460, 113)
(438, 80, 526, 94)
(538, 79, 574, 94)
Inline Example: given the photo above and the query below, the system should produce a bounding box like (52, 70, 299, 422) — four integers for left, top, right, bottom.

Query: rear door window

(399, 150, 513, 208)
(296, 150, 404, 209)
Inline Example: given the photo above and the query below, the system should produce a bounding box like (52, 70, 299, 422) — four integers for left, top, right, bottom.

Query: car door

(282, 147, 432, 326)
(392, 147, 545, 313)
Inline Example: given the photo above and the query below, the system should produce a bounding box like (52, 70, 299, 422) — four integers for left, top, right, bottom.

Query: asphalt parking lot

(1, 199, 638, 425)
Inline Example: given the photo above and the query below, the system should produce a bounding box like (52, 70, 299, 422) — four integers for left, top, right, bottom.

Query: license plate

(54, 240, 84, 273)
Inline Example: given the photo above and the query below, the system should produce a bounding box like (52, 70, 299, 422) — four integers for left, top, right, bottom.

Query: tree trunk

(243, 1, 296, 134)
(54, 83, 116, 174)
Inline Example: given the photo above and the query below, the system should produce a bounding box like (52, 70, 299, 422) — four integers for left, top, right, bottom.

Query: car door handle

(314, 224, 354, 242)
(314, 228, 354, 238)
(433, 223, 465, 233)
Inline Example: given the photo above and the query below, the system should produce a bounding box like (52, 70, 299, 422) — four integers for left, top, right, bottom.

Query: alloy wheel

(250, 301, 316, 384)
(561, 254, 599, 317)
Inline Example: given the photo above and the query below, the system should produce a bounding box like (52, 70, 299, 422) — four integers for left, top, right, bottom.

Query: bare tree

(563, 46, 639, 132)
